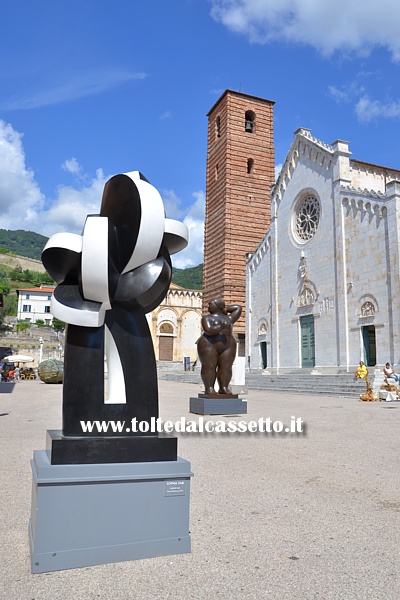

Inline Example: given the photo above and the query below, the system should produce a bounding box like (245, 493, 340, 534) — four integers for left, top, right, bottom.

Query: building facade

(146, 283, 202, 363)
(246, 128, 400, 373)
(203, 90, 275, 345)
(16, 285, 55, 325)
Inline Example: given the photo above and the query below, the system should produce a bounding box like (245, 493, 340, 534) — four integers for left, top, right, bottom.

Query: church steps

(158, 370, 372, 398)
(245, 373, 367, 398)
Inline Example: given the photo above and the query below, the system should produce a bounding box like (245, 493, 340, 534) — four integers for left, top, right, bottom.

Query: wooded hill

(0, 229, 49, 260)
(0, 229, 203, 290)
(172, 263, 203, 290)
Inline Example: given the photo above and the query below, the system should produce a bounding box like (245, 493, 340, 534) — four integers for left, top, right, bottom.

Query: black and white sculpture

(42, 171, 188, 464)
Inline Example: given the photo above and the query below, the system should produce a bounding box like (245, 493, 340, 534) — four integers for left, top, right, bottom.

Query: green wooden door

(362, 325, 376, 366)
(300, 315, 315, 368)
(260, 341, 267, 369)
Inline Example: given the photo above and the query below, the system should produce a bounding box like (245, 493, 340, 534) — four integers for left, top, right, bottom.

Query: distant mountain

(0, 229, 48, 260)
(172, 263, 203, 290)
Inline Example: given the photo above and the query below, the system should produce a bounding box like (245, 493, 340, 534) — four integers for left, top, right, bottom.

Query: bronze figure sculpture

(197, 298, 242, 395)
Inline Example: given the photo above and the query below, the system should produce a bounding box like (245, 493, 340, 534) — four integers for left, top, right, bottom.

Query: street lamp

(39, 337, 44, 363)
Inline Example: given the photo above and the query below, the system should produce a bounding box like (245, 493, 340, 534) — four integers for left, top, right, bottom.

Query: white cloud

(0, 69, 147, 110)
(355, 95, 400, 122)
(326, 73, 400, 123)
(61, 157, 82, 176)
(161, 189, 185, 220)
(275, 163, 283, 180)
(328, 85, 352, 104)
(42, 169, 108, 235)
(0, 119, 204, 268)
(328, 77, 368, 105)
(210, 0, 400, 60)
(160, 110, 172, 120)
(0, 120, 44, 230)
(168, 191, 205, 269)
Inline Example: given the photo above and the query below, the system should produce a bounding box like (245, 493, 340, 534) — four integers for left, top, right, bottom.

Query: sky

(2, 0, 400, 268)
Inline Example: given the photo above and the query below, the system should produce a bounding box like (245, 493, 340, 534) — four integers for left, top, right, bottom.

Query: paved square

(1, 379, 399, 599)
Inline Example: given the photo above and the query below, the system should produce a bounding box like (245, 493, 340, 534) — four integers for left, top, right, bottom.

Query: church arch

(357, 294, 379, 317)
(159, 322, 174, 334)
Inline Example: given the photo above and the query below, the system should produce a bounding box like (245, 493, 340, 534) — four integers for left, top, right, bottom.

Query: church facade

(246, 128, 400, 373)
(147, 283, 202, 364)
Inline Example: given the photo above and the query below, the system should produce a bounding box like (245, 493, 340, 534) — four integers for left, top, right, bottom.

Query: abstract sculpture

(197, 298, 242, 396)
(42, 171, 188, 463)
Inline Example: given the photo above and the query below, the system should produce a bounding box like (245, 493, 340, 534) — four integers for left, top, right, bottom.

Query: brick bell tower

(203, 90, 275, 349)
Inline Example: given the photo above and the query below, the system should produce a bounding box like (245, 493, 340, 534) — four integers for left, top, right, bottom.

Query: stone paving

(1, 378, 399, 599)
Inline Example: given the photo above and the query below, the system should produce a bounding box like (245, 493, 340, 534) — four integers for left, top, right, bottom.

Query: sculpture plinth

(46, 430, 177, 465)
(197, 392, 238, 399)
(30, 451, 192, 574)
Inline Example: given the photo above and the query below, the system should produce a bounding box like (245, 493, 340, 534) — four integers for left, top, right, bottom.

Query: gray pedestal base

(189, 396, 247, 415)
(29, 450, 193, 573)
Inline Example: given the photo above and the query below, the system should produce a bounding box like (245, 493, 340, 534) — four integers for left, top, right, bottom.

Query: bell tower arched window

(245, 110, 255, 133)
(215, 116, 221, 138)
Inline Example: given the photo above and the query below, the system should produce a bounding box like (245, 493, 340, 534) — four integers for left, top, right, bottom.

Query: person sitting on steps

(354, 360, 368, 381)
(383, 362, 400, 384)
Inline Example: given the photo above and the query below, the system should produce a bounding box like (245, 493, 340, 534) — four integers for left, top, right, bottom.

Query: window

(25, 294, 30, 300)
(247, 158, 254, 174)
(45, 319, 51, 325)
(23, 305, 31, 312)
(294, 196, 321, 242)
(47, 295, 51, 300)
(45, 306, 51, 313)
(215, 116, 221, 138)
(245, 110, 255, 133)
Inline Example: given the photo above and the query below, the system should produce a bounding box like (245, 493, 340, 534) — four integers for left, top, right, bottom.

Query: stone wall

(0, 253, 45, 272)
(0, 326, 64, 365)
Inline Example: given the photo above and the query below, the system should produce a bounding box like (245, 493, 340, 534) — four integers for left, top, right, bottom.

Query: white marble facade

(246, 128, 400, 373)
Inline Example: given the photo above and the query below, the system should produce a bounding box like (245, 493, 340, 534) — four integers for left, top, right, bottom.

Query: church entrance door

(260, 341, 267, 369)
(159, 336, 174, 361)
(300, 315, 315, 368)
(362, 325, 376, 366)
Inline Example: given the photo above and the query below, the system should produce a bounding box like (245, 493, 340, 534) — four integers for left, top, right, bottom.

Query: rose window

(295, 196, 320, 242)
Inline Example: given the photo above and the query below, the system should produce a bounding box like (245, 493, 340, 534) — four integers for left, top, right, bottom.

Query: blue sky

(1, 0, 400, 268)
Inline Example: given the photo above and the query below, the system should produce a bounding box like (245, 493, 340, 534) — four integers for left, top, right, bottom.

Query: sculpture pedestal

(46, 429, 177, 465)
(189, 395, 247, 415)
(29, 450, 193, 573)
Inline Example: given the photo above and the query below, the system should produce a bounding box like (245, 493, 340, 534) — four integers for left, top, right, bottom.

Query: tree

(0, 268, 10, 296)
(52, 317, 65, 331)
(3, 294, 17, 316)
